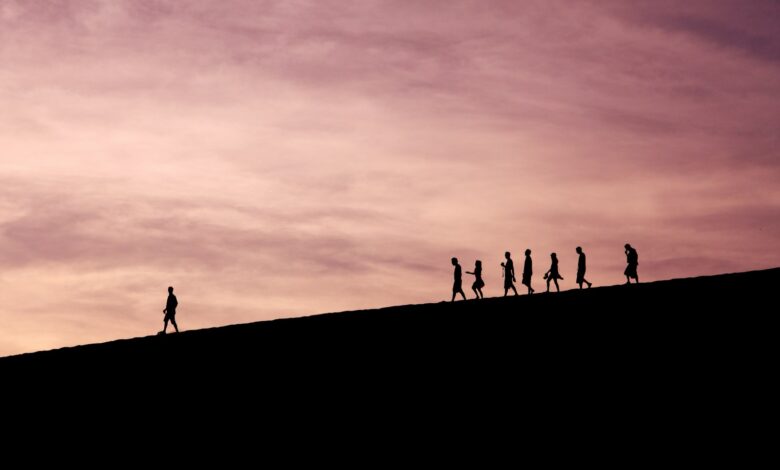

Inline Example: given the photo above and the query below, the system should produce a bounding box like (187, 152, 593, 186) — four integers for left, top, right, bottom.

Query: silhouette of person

(501, 251, 518, 296)
(522, 249, 535, 294)
(545, 253, 563, 292)
(624, 244, 639, 284)
(466, 260, 485, 299)
(575, 246, 592, 289)
(451, 258, 467, 301)
(160, 286, 179, 334)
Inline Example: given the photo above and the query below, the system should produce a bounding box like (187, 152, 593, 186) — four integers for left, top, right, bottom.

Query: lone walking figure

(160, 286, 179, 334)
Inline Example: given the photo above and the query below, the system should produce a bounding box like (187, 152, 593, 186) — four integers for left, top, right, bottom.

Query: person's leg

(171, 317, 179, 333)
(554, 279, 560, 292)
(586, 278, 592, 288)
(162, 318, 168, 333)
(451, 291, 456, 302)
(512, 285, 518, 295)
(635, 274, 639, 283)
(625, 275, 631, 284)
(460, 289, 467, 300)
(546, 278, 551, 292)
(578, 281, 583, 289)
(504, 288, 508, 297)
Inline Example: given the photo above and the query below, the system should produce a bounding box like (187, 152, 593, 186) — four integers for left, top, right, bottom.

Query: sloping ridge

(2, 268, 776, 376)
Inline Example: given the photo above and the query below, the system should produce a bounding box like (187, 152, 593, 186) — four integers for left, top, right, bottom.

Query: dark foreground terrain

(2, 269, 775, 453)
(3, 269, 775, 379)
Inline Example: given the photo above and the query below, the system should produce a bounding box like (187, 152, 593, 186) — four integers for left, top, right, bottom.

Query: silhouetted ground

(4, 267, 775, 373)
(4, 269, 775, 455)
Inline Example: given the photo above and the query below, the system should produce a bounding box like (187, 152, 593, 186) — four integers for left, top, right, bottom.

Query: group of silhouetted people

(155, 244, 640, 332)
(450, 244, 639, 300)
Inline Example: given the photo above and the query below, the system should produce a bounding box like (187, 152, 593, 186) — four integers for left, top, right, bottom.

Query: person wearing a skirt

(522, 249, 535, 294)
(466, 260, 485, 299)
(545, 252, 564, 293)
(624, 244, 639, 284)
(501, 251, 519, 296)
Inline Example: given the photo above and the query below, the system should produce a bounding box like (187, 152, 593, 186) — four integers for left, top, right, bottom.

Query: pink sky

(1, 0, 778, 356)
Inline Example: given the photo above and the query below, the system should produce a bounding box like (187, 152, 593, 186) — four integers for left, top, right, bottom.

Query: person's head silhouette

(505, 251, 511, 259)
(625, 243, 632, 250)
(525, 249, 531, 256)
(475, 260, 482, 267)
(168, 286, 174, 294)
(576, 246, 582, 254)
(551, 252, 557, 261)
(451, 257, 458, 266)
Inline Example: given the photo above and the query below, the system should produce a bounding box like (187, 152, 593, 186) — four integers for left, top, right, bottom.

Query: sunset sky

(1, 0, 778, 356)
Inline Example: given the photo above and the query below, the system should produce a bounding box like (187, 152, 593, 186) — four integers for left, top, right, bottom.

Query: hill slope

(3, 268, 775, 375)
(5, 270, 773, 460)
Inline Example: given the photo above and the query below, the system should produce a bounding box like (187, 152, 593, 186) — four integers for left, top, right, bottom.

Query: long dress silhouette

(522, 249, 534, 294)
(545, 253, 563, 293)
(502, 252, 518, 296)
(466, 260, 485, 299)
(624, 244, 639, 284)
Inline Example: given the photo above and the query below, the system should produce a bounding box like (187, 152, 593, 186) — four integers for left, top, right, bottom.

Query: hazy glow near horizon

(1, 0, 778, 356)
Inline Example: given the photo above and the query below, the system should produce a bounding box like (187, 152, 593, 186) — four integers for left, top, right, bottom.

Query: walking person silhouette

(575, 246, 592, 289)
(466, 260, 485, 299)
(544, 253, 563, 292)
(522, 249, 535, 294)
(451, 258, 467, 301)
(624, 244, 639, 284)
(160, 286, 179, 334)
(501, 252, 519, 296)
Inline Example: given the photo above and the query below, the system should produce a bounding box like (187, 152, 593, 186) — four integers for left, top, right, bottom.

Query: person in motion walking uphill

(160, 286, 179, 334)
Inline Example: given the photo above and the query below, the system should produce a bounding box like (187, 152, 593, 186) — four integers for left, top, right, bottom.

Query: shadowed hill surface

(3, 268, 775, 450)
(3, 268, 776, 377)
